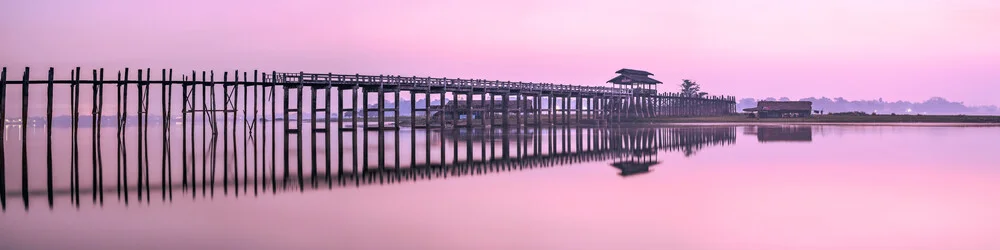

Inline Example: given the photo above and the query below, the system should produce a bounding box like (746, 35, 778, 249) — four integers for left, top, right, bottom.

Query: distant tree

(779, 97, 791, 101)
(680, 79, 707, 98)
(737, 98, 757, 110)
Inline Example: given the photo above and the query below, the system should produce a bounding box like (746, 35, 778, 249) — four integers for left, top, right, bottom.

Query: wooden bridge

(273, 71, 737, 130)
(0, 66, 736, 210)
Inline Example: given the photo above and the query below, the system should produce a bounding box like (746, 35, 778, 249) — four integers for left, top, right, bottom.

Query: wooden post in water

(324, 74, 332, 183)
(378, 77, 385, 130)
(310, 84, 318, 186)
(501, 93, 508, 127)
(575, 95, 582, 124)
(223, 72, 231, 194)
(516, 93, 522, 129)
(206, 71, 216, 196)
(269, 72, 277, 192)
(409, 90, 416, 167)
(394, 86, 400, 129)
(162, 69, 173, 200)
(71, 67, 81, 206)
(21, 67, 29, 209)
(351, 85, 358, 175)
(94, 69, 105, 202)
(296, 75, 304, 191)
(438, 91, 446, 129)
(0, 67, 5, 210)
(238, 71, 247, 193)
(180, 74, 188, 190)
(137, 69, 145, 201)
(337, 85, 346, 178)
(562, 96, 570, 125)
(251, 71, 259, 194)
(282, 80, 290, 188)
(45, 67, 54, 207)
(465, 92, 472, 128)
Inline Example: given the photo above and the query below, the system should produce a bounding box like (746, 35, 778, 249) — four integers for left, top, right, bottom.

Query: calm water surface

(1, 124, 999, 250)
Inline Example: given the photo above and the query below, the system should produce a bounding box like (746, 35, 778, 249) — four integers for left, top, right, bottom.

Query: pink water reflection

(1, 125, 999, 250)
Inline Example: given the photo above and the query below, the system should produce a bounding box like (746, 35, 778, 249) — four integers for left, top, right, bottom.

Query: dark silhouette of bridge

(0, 66, 737, 211)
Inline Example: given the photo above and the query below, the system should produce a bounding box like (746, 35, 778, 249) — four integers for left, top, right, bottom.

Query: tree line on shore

(737, 96, 999, 115)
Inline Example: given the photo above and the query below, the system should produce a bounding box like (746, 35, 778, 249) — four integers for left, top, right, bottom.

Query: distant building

(743, 101, 812, 118)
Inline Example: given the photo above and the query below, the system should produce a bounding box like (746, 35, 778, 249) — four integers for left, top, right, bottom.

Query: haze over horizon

(2, 0, 998, 106)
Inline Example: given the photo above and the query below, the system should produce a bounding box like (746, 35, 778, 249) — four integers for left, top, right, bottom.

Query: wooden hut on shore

(743, 101, 812, 118)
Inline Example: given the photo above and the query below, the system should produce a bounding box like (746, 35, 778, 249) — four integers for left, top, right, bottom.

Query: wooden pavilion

(606, 68, 662, 94)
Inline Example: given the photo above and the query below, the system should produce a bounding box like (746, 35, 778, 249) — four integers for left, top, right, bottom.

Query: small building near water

(743, 101, 812, 118)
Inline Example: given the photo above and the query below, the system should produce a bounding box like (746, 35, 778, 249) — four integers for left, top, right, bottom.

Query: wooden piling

(46, 67, 55, 207)
(137, 69, 145, 200)
(0, 67, 5, 210)
(251, 71, 259, 194)
(324, 75, 331, 184)
(162, 69, 173, 200)
(21, 67, 28, 209)
(310, 85, 318, 186)
(223, 72, 231, 193)
(71, 67, 81, 206)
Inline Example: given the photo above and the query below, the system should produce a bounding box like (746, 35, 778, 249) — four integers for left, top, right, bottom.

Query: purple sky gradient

(2, 0, 998, 105)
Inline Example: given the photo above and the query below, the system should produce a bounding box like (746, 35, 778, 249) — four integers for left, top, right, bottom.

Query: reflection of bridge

(0, 67, 738, 210)
(3, 126, 736, 209)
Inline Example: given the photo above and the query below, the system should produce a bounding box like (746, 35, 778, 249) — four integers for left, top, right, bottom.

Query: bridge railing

(277, 72, 636, 96)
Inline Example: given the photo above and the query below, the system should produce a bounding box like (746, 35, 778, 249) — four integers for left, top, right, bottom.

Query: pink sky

(1, 0, 998, 105)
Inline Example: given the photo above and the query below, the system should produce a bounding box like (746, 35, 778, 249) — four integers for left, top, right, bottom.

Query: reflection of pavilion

(610, 160, 658, 177)
(607, 127, 737, 177)
(610, 129, 660, 177)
